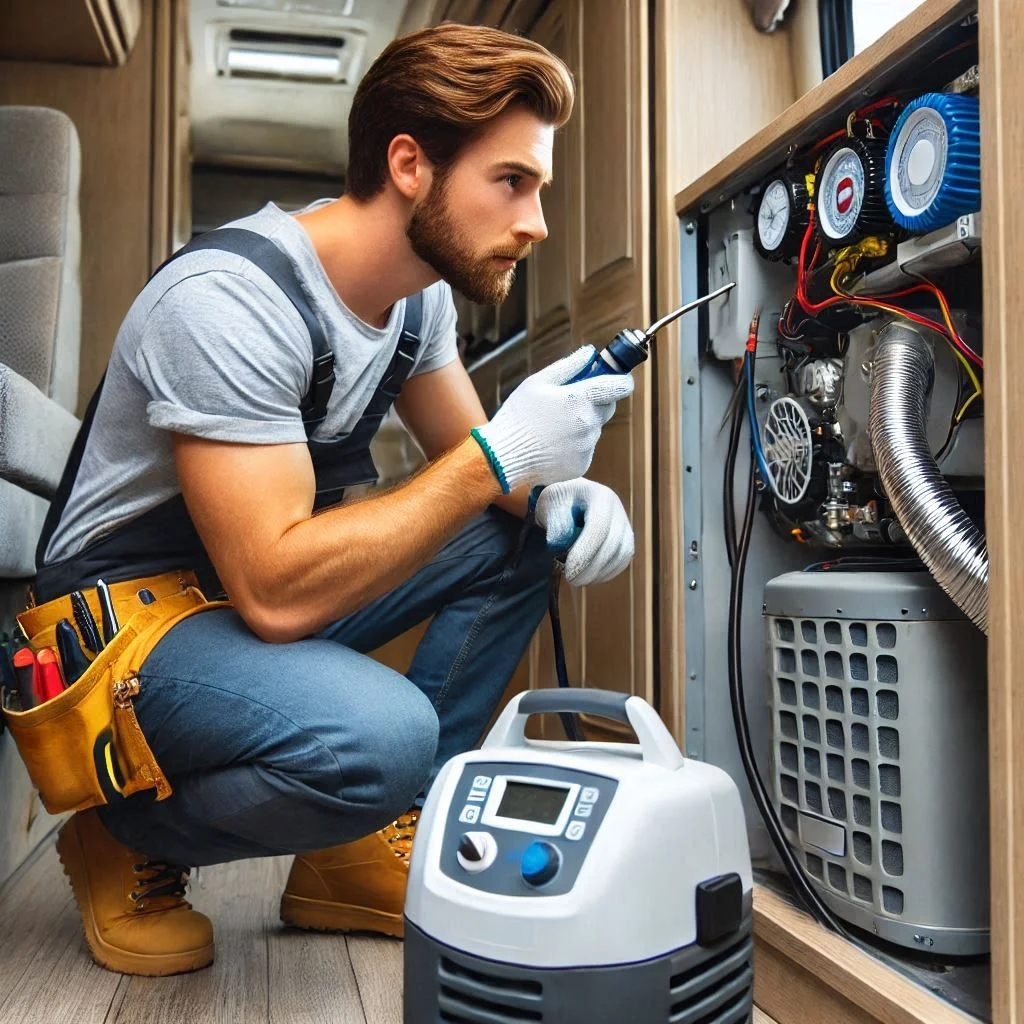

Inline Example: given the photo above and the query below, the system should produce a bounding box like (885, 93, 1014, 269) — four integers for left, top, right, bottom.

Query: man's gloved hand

(534, 479, 634, 586)
(471, 346, 633, 493)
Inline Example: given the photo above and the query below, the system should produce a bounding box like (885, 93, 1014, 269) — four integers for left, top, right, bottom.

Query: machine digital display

(496, 780, 569, 825)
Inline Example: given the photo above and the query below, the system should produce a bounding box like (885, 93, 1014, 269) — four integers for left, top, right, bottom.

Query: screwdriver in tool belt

(566, 281, 735, 383)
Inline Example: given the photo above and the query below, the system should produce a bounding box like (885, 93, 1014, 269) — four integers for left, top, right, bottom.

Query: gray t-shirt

(45, 201, 458, 564)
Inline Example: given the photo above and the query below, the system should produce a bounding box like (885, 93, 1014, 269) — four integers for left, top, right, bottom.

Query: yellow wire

(927, 284, 983, 419)
(828, 267, 983, 423)
(955, 387, 982, 423)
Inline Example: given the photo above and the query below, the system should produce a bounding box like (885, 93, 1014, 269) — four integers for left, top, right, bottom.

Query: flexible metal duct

(868, 321, 989, 633)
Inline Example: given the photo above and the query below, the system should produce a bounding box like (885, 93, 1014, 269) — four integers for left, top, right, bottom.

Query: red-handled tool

(36, 648, 66, 702)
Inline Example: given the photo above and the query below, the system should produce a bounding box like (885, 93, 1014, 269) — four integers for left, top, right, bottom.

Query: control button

(472, 775, 493, 790)
(468, 788, 488, 802)
(565, 821, 587, 841)
(574, 803, 592, 818)
(457, 831, 497, 873)
(521, 841, 561, 886)
(581, 787, 600, 803)
(459, 805, 480, 824)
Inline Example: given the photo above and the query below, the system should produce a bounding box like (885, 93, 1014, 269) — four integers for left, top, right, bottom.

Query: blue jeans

(98, 508, 552, 866)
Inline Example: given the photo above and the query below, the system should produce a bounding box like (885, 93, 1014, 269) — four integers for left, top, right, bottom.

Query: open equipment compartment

(676, 3, 990, 1019)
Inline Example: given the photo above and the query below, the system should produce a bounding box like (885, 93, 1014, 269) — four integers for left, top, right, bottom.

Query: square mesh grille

(768, 614, 904, 917)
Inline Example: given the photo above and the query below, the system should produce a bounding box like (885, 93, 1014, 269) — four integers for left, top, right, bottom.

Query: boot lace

(383, 808, 420, 860)
(130, 860, 190, 912)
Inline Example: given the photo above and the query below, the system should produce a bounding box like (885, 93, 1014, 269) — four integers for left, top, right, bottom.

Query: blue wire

(745, 351, 772, 485)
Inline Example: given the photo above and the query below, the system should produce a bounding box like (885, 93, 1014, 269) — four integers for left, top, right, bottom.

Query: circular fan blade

(763, 397, 813, 504)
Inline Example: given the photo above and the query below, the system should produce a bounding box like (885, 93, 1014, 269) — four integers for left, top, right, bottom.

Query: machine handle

(482, 688, 685, 772)
(518, 688, 630, 722)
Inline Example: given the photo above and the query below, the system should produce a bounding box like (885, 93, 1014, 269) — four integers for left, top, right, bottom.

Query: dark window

(819, 1, 927, 76)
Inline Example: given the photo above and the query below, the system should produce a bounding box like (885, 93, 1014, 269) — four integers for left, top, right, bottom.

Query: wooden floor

(0, 830, 402, 1024)
(0, 825, 779, 1024)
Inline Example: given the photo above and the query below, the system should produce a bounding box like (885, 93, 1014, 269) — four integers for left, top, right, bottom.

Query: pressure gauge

(753, 172, 809, 261)
(816, 135, 891, 246)
(885, 93, 980, 233)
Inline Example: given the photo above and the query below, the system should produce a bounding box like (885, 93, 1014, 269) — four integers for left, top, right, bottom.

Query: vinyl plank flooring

(0, 835, 124, 1024)
(112, 857, 284, 1024)
(268, 928, 366, 1024)
(0, 844, 405, 1024)
(347, 937, 404, 1024)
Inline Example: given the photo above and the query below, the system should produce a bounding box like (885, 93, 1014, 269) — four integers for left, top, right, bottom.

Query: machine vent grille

(438, 957, 543, 1022)
(769, 614, 905, 919)
(668, 935, 753, 1023)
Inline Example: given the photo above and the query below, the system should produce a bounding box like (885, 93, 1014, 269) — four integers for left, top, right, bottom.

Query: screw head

(689, 579, 698, 590)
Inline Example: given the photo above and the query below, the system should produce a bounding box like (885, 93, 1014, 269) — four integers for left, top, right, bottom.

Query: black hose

(723, 372, 744, 569)
(725, 360, 848, 936)
(548, 566, 582, 742)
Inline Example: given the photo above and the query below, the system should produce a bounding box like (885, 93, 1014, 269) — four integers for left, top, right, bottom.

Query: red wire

(857, 96, 900, 117)
(803, 98, 900, 157)
(793, 210, 983, 366)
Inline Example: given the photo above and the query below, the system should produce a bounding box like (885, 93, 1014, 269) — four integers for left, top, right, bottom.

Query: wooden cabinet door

(527, 1, 575, 351)
(527, 0, 652, 735)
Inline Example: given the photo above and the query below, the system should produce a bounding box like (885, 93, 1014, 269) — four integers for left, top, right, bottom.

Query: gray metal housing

(403, 903, 753, 1024)
(764, 570, 989, 955)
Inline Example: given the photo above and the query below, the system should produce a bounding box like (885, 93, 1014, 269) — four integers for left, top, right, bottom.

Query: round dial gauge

(819, 147, 865, 241)
(884, 93, 980, 233)
(758, 179, 791, 251)
(816, 135, 891, 245)
(753, 172, 809, 261)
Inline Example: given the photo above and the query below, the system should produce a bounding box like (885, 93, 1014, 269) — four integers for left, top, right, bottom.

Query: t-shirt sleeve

(410, 281, 459, 377)
(134, 270, 313, 444)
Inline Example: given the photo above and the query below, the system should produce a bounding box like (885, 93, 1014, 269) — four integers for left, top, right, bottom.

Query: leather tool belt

(3, 570, 229, 814)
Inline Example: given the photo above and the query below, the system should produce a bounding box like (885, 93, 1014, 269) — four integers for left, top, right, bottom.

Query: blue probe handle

(566, 330, 649, 384)
(557, 506, 586, 553)
(567, 348, 617, 383)
(530, 488, 585, 553)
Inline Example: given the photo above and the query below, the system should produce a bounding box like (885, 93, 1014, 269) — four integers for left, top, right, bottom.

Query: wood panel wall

(524, 0, 652, 731)
(654, 0, 797, 741)
(0, 0, 182, 414)
(980, 1, 1024, 1019)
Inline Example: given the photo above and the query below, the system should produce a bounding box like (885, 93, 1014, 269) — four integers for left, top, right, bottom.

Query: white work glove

(534, 478, 634, 586)
(471, 346, 634, 492)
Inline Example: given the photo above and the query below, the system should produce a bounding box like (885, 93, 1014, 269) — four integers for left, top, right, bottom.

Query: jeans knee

(360, 684, 439, 816)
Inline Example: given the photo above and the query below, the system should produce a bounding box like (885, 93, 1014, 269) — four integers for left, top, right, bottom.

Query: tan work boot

(279, 808, 419, 938)
(56, 809, 214, 976)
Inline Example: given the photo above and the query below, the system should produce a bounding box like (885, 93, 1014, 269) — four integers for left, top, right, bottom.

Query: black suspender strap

(167, 229, 335, 433)
(36, 228, 425, 571)
(35, 372, 106, 570)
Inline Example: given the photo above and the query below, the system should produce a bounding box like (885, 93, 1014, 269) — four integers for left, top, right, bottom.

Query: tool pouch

(2, 571, 229, 814)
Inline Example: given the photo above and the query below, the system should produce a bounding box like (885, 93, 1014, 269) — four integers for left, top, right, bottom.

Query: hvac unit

(764, 570, 989, 955)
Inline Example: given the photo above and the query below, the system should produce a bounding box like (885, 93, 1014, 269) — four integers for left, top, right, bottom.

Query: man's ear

(387, 134, 432, 201)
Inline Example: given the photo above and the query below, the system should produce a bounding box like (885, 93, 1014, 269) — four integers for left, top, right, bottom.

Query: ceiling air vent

(216, 26, 366, 84)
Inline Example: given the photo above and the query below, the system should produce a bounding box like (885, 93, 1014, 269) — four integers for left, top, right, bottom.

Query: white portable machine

(404, 689, 754, 1024)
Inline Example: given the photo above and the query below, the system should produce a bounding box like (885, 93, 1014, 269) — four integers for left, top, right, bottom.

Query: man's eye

(505, 174, 521, 189)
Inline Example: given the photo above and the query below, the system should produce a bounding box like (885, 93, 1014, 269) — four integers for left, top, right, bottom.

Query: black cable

(723, 372, 744, 570)
(725, 359, 849, 936)
(548, 567, 582, 742)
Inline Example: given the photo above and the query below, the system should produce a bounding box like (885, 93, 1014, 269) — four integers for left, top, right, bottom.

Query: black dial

(754, 171, 809, 261)
(816, 135, 891, 246)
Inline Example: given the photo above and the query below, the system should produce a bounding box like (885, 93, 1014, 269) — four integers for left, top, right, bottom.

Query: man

(36, 23, 634, 976)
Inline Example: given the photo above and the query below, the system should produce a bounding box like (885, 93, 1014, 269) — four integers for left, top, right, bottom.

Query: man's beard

(406, 174, 520, 306)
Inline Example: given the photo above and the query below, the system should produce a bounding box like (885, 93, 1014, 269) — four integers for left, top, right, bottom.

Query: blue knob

(521, 841, 560, 886)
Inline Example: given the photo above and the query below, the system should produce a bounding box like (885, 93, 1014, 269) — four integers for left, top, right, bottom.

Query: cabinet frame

(669, 1, 1000, 1021)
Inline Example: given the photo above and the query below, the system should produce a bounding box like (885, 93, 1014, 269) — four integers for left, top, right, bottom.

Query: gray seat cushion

(0, 106, 83, 578)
